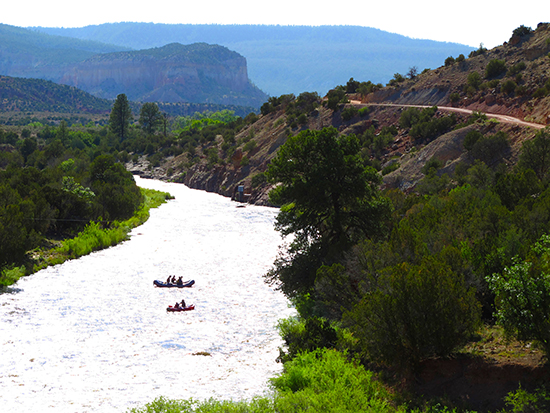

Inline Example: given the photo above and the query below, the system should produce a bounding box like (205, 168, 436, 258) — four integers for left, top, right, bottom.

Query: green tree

(139, 102, 163, 135)
(265, 127, 391, 299)
(344, 257, 481, 370)
(518, 128, 550, 181)
(487, 234, 550, 355)
(109, 94, 132, 140)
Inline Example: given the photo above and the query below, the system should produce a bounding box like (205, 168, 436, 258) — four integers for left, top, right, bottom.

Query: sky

(2, 0, 546, 49)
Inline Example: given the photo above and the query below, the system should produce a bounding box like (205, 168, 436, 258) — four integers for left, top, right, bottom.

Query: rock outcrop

(60, 43, 267, 108)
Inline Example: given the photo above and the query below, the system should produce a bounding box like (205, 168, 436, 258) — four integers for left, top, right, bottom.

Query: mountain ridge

(32, 23, 475, 96)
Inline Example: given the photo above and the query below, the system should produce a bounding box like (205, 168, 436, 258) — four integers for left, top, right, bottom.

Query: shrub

(508, 61, 526, 76)
(341, 106, 358, 121)
(463, 130, 483, 151)
(487, 234, 550, 355)
(485, 59, 507, 79)
(251, 172, 267, 188)
(381, 162, 400, 176)
(445, 56, 455, 66)
(271, 349, 395, 413)
(501, 79, 517, 95)
(344, 257, 481, 370)
(467, 71, 482, 89)
(276, 316, 337, 363)
(449, 92, 460, 104)
(470, 131, 510, 165)
(512, 25, 534, 38)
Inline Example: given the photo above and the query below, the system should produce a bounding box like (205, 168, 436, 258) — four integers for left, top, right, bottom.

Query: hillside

(0, 23, 129, 82)
(131, 23, 550, 209)
(0, 75, 112, 114)
(33, 23, 475, 96)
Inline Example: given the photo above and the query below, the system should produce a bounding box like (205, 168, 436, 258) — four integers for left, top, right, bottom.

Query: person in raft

(177, 277, 184, 285)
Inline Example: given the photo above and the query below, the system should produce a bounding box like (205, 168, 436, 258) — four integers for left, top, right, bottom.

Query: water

(0, 177, 295, 412)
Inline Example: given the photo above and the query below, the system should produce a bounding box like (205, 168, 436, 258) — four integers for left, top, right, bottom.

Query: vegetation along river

(0, 177, 295, 412)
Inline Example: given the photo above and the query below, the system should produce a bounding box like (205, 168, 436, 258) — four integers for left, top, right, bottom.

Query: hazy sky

(2, 0, 545, 48)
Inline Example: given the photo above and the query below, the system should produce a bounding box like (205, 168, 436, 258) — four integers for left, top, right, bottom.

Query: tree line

(0, 94, 252, 285)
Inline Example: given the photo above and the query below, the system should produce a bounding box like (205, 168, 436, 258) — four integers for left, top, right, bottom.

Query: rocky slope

(133, 23, 550, 206)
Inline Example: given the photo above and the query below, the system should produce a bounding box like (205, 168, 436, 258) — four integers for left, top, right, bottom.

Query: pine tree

(109, 94, 132, 140)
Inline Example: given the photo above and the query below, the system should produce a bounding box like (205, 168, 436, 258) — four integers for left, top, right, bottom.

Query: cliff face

(59, 43, 267, 108)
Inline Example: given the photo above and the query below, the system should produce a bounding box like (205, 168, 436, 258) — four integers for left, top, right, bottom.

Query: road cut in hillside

(350, 101, 547, 130)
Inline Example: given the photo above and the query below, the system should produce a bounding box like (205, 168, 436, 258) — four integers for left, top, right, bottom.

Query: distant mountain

(0, 75, 112, 113)
(0, 23, 130, 81)
(34, 23, 476, 96)
(1, 24, 267, 109)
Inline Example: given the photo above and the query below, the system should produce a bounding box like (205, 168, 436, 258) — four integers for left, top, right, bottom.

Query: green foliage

(487, 234, 550, 355)
(421, 157, 444, 175)
(469, 131, 510, 165)
(449, 92, 460, 104)
(463, 130, 483, 151)
(276, 316, 337, 363)
(271, 349, 398, 413)
(512, 25, 534, 38)
(0, 266, 25, 287)
(501, 79, 517, 95)
(467, 71, 482, 90)
(485, 59, 507, 79)
(341, 105, 358, 121)
(469, 43, 487, 58)
(388, 72, 406, 86)
(508, 61, 526, 76)
(504, 385, 550, 413)
(518, 128, 550, 180)
(265, 127, 391, 298)
(444, 56, 455, 66)
(344, 257, 481, 369)
(400, 106, 455, 141)
(325, 87, 348, 111)
(109, 94, 133, 140)
(90, 154, 143, 221)
(382, 162, 400, 175)
(250, 172, 267, 188)
(138, 102, 163, 134)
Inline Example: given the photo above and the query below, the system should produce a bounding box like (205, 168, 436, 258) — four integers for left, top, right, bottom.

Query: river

(0, 177, 295, 412)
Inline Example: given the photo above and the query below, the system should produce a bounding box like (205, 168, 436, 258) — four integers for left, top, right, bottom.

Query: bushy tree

(344, 257, 481, 370)
(518, 128, 550, 181)
(487, 234, 550, 355)
(265, 127, 391, 299)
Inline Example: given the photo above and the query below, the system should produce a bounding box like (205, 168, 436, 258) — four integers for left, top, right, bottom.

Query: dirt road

(350, 101, 546, 130)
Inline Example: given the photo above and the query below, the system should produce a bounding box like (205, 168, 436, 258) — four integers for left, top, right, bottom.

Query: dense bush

(488, 234, 550, 355)
(344, 257, 481, 369)
(485, 59, 507, 79)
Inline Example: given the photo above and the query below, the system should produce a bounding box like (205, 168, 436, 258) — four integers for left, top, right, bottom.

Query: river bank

(0, 185, 172, 288)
